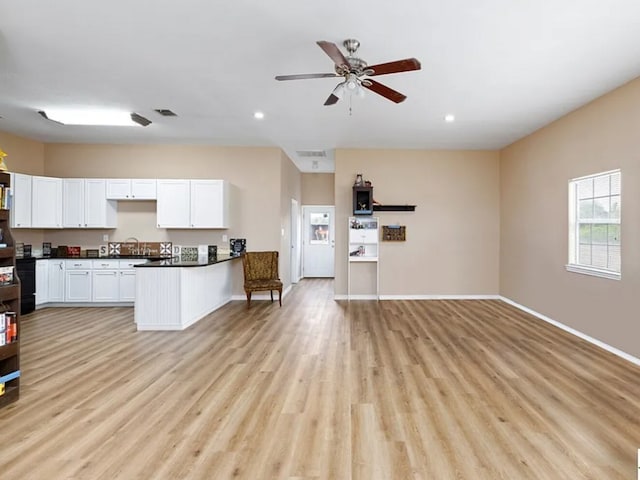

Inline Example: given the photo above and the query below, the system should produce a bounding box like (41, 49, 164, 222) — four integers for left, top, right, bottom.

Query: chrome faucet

(124, 237, 140, 255)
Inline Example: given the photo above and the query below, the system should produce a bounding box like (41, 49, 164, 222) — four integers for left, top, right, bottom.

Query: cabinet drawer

(118, 259, 148, 269)
(66, 260, 92, 270)
(92, 260, 120, 269)
(349, 229, 378, 244)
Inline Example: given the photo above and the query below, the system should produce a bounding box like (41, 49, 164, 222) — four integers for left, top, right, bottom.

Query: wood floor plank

(0, 279, 639, 479)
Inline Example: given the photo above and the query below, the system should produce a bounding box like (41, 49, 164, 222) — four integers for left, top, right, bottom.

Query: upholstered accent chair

(241, 251, 283, 309)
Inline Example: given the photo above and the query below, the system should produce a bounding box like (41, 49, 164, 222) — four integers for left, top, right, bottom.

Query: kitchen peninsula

(134, 254, 241, 330)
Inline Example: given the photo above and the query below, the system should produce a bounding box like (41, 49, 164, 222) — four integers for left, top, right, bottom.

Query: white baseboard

(500, 296, 640, 367)
(334, 294, 500, 301)
(379, 294, 501, 300)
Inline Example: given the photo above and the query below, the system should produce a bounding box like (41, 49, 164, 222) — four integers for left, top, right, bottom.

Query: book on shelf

(0, 311, 17, 345)
(0, 186, 11, 210)
(0, 266, 14, 285)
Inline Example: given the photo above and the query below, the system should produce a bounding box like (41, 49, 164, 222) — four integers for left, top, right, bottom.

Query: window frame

(566, 169, 621, 281)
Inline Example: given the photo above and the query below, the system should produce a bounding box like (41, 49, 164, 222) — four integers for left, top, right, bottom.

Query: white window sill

(565, 264, 621, 281)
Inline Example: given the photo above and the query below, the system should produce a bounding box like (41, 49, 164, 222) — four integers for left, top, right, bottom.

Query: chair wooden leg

(246, 291, 251, 309)
(278, 288, 282, 307)
(270, 290, 274, 302)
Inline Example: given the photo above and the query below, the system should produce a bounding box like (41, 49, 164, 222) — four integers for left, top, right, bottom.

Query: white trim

(565, 264, 621, 281)
(343, 294, 379, 300)
(500, 296, 640, 367)
(379, 294, 500, 300)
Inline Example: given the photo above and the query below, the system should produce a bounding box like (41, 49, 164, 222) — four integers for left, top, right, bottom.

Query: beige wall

(500, 77, 640, 358)
(279, 152, 302, 289)
(301, 173, 334, 205)
(335, 149, 500, 297)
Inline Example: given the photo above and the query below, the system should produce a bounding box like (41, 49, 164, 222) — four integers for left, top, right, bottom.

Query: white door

(65, 270, 92, 302)
(92, 270, 119, 301)
(290, 198, 301, 283)
(36, 259, 49, 305)
(302, 206, 335, 278)
(32, 176, 63, 228)
(62, 178, 85, 227)
(48, 260, 65, 302)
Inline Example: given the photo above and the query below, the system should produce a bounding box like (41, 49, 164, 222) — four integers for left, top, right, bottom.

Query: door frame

(301, 205, 335, 278)
(290, 198, 301, 283)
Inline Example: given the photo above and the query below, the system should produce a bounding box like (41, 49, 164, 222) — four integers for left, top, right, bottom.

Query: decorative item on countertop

(172, 245, 182, 257)
(180, 246, 198, 262)
(86, 249, 99, 258)
(108, 242, 121, 256)
(15, 243, 24, 259)
(57, 246, 69, 258)
(23, 244, 32, 257)
(354, 173, 364, 186)
(67, 246, 81, 258)
(229, 238, 246, 256)
(160, 242, 172, 257)
(0, 147, 7, 172)
(208, 245, 217, 261)
(42, 242, 52, 257)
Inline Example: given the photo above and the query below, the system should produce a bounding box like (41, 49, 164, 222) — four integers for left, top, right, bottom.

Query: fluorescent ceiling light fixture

(444, 114, 455, 123)
(38, 109, 151, 126)
(253, 111, 265, 120)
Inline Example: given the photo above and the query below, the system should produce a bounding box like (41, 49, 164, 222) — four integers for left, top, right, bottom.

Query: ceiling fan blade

(366, 58, 421, 76)
(275, 73, 339, 81)
(324, 93, 340, 106)
(317, 41, 349, 69)
(362, 79, 407, 103)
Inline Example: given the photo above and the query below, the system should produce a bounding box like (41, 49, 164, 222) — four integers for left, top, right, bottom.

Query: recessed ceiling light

(38, 109, 151, 127)
(444, 114, 455, 123)
(253, 111, 265, 120)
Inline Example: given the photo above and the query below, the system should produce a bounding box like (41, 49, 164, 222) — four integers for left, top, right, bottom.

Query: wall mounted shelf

(373, 205, 416, 212)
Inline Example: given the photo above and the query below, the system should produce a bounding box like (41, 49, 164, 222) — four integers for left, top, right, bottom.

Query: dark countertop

(32, 255, 168, 261)
(135, 254, 242, 268)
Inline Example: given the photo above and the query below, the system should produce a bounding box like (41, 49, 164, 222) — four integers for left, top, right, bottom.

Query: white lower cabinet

(48, 260, 65, 302)
(92, 260, 120, 302)
(65, 260, 92, 302)
(37, 258, 148, 305)
(36, 259, 49, 305)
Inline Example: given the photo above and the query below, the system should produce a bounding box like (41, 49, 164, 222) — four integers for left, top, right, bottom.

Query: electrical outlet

(102, 234, 109, 242)
(222, 234, 228, 242)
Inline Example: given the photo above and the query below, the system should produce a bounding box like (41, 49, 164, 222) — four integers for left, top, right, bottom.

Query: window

(567, 169, 621, 280)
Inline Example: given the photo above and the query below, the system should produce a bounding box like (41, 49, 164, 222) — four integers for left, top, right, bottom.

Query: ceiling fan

(275, 39, 421, 106)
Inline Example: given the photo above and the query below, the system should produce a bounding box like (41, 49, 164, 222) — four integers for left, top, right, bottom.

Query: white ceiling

(2, 1, 640, 172)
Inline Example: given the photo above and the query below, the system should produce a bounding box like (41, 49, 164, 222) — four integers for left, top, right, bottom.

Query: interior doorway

(302, 205, 335, 278)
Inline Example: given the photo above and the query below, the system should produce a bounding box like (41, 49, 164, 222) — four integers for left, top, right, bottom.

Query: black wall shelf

(373, 205, 416, 212)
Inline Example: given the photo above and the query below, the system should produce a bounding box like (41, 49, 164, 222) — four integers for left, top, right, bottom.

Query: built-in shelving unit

(0, 171, 21, 408)
(348, 216, 379, 300)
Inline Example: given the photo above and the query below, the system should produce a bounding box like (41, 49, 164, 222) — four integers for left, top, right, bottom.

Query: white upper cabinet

(156, 179, 190, 228)
(10, 172, 32, 228)
(63, 179, 116, 228)
(157, 179, 229, 229)
(32, 175, 63, 228)
(106, 179, 157, 200)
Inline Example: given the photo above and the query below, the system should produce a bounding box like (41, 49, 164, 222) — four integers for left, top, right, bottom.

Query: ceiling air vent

(296, 150, 326, 158)
(154, 109, 177, 117)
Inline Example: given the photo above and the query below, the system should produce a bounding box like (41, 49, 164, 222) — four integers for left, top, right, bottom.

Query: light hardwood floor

(0, 279, 639, 479)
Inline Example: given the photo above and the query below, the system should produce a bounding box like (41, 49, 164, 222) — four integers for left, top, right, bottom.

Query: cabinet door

(106, 179, 131, 199)
(156, 180, 190, 228)
(47, 260, 65, 302)
(85, 179, 116, 228)
(131, 179, 157, 199)
(10, 173, 32, 228)
(119, 270, 137, 301)
(92, 270, 119, 301)
(189, 180, 221, 228)
(65, 270, 92, 302)
(62, 178, 85, 228)
(36, 260, 49, 305)
(32, 176, 63, 228)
